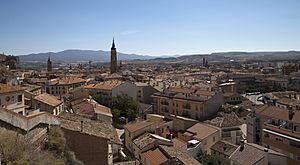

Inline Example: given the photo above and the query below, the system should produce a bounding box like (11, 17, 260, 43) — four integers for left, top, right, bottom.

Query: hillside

(19, 49, 154, 63)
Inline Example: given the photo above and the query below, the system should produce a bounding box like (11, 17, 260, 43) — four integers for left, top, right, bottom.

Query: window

(18, 95, 22, 102)
(6, 96, 10, 102)
(213, 136, 216, 142)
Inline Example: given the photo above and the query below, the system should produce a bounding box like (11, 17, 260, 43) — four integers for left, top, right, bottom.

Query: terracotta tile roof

(206, 112, 242, 128)
(34, 93, 63, 107)
(186, 123, 220, 141)
(50, 77, 86, 85)
(58, 113, 121, 144)
(142, 148, 168, 165)
(256, 105, 300, 124)
(72, 99, 112, 117)
(159, 145, 201, 165)
(84, 80, 124, 91)
(194, 90, 215, 96)
(277, 98, 300, 107)
(72, 100, 94, 115)
(124, 120, 154, 133)
(229, 143, 285, 165)
(0, 83, 24, 94)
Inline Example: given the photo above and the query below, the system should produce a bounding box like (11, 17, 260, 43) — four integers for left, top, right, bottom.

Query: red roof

(124, 120, 154, 133)
(142, 148, 168, 165)
(256, 105, 300, 124)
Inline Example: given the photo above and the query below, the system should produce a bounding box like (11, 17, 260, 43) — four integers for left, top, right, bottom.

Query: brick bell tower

(110, 38, 117, 74)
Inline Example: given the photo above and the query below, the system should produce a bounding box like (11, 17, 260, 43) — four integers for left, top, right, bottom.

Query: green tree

(111, 93, 139, 122)
(0, 129, 66, 165)
(90, 91, 112, 107)
(196, 149, 215, 165)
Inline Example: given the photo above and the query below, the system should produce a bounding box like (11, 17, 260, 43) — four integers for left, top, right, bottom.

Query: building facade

(0, 83, 25, 115)
(247, 105, 300, 165)
(152, 90, 224, 121)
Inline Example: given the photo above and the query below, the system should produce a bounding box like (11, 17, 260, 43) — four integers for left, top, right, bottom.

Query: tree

(196, 149, 215, 165)
(111, 93, 139, 122)
(0, 129, 65, 165)
(90, 91, 112, 107)
(44, 127, 83, 165)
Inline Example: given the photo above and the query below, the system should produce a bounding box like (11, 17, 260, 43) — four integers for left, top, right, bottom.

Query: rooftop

(72, 99, 112, 117)
(142, 148, 168, 165)
(49, 77, 86, 85)
(58, 113, 121, 144)
(0, 83, 24, 94)
(84, 80, 124, 91)
(229, 143, 286, 165)
(159, 145, 201, 165)
(256, 105, 300, 124)
(133, 133, 157, 150)
(210, 140, 238, 157)
(186, 123, 220, 141)
(34, 93, 63, 107)
(124, 120, 154, 133)
(205, 112, 242, 128)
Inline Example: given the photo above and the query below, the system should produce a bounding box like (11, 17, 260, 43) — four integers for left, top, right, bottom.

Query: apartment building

(136, 82, 159, 104)
(47, 77, 86, 95)
(152, 87, 224, 121)
(0, 83, 25, 115)
(84, 80, 137, 100)
(247, 105, 300, 165)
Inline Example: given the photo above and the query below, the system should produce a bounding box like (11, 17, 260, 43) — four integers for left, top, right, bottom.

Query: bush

(44, 127, 83, 165)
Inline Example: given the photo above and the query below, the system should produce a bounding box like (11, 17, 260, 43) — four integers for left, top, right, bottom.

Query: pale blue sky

(0, 0, 299, 56)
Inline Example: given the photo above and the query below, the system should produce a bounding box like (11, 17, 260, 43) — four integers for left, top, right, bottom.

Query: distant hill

(19, 50, 300, 63)
(131, 51, 300, 64)
(19, 49, 154, 63)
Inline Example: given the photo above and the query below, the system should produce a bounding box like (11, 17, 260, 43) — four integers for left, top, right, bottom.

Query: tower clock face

(6, 96, 10, 102)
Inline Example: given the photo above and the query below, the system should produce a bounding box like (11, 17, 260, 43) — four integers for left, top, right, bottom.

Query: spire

(48, 55, 51, 62)
(111, 37, 115, 49)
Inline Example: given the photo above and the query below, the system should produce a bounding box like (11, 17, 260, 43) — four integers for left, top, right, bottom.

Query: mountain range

(18, 50, 300, 63)
(19, 49, 155, 63)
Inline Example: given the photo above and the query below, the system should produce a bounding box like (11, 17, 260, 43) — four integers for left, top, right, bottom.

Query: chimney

(239, 139, 245, 151)
(288, 106, 295, 120)
(80, 120, 84, 132)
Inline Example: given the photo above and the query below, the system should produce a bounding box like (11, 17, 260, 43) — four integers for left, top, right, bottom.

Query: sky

(0, 0, 299, 56)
